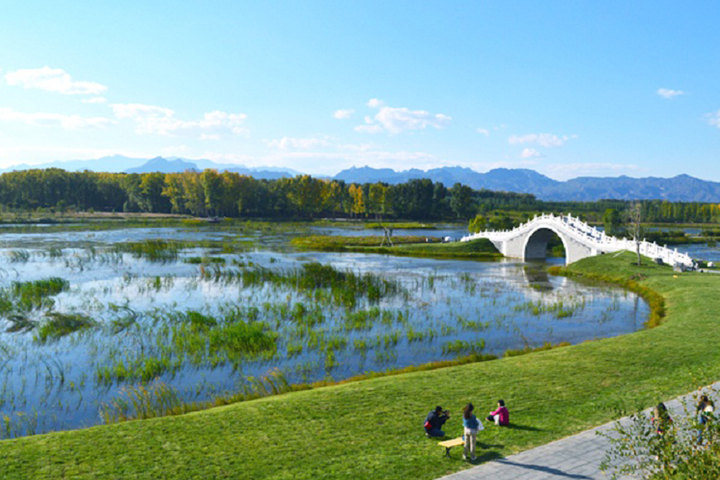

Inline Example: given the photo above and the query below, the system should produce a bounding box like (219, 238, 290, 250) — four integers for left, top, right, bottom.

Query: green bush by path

(3, 252, 720, 479)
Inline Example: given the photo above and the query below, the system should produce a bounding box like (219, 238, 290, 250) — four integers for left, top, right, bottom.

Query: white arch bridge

(460, 213, 695, 269)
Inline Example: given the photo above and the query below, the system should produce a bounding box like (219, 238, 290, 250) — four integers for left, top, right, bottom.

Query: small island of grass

(291, 235, 502, 260)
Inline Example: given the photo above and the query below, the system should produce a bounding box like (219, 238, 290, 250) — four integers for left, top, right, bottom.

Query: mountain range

(1, 156, 719, 202)
(332, 166, 720, 202)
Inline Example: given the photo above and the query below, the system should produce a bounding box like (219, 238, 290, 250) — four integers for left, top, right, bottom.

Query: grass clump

(185, 256, 226, 265)
(35, 313, 97, 343)
(114, 239, 181, 262)
(10, 277, 69, 311)
(219, 262, 401, 308)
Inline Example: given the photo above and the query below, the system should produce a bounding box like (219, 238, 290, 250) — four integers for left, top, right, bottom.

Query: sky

(1, 1, 720, 180)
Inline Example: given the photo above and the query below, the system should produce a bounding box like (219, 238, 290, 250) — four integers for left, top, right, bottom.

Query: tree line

(0, 168, 719, 223)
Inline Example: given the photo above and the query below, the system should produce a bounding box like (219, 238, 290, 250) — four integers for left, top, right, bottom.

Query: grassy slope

(2, 252, 720, 479)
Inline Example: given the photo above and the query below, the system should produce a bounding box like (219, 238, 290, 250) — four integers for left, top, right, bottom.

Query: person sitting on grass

(486, 399, 509, 426)
(462, 403, 483, 461)
(424, 406, 449, 437)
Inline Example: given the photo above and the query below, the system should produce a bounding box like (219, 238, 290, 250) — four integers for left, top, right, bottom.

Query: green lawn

(2, 252, 720, 479)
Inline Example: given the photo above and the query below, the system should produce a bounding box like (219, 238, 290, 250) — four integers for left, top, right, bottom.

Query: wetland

(0, 221, 656, 437)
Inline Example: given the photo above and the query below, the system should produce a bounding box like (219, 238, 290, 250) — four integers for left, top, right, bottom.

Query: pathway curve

(438, 383, 719, 480)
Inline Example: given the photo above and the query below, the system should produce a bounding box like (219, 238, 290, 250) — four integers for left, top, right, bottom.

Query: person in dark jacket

(424, 406, 450, 437)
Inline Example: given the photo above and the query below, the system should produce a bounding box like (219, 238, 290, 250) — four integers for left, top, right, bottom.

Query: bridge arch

(521, 226, 569, 263)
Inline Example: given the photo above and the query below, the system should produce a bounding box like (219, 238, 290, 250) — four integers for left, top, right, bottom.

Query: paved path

(438, 383, 719, 480)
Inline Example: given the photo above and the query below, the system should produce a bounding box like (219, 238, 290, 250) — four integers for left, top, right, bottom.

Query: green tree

(449, 183, 475, 219)
(200, 170, 223, 216)
(367, 182, 387, 218)
(602, 208, 622, 236)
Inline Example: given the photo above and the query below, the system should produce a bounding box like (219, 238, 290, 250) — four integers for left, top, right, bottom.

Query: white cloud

(265, 136, 331, 150)
(508, 133, 574, 148)
(657, 88, 684, 99)
(0, 107, 113, 129)
(521, 148, 541, 158)
(476, 128, 490, 136)
(81, 96, 107, 104)
(110, 103, 248, 137)
(707, 110, 720, 128)
(356, 99, 451, 134)
(5, 67, 107, 95)
(333, 109, 354, 120)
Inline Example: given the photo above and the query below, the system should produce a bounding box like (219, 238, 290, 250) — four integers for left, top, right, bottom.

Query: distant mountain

(0, 156, 298, 180)
(546, 174, 720, 202)
(126, 157, 198, 174)
(125, 157, 297, 179)
(334, 166, 720, 202)
(0, 155, 146, 173)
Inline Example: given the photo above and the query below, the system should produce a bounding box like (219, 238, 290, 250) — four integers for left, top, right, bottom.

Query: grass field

(1, 252, 719, 479)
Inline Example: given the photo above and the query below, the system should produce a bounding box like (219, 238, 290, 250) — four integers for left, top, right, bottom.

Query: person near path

(696, 395, 715, 443)
(651, 402, 672, 435)
(486, 399, 509, 426)
(424, 406, 449, 437)
(462, 403, 483, 461)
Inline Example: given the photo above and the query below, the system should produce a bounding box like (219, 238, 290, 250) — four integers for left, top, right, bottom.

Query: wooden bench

(438, 437, 464, 457)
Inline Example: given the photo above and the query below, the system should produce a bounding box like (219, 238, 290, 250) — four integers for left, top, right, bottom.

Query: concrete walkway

(439, 384, 719, 480)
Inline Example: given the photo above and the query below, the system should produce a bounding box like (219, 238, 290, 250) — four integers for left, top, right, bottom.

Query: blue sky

(1, 1, 720, 180)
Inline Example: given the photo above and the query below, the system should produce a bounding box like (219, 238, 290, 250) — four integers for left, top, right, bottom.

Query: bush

(600, 392, 720, 479)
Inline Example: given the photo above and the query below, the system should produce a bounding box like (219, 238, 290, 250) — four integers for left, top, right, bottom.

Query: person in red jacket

(486, 399, 509, 426)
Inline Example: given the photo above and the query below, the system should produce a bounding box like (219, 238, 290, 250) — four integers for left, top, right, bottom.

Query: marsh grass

(441, 339, 486, 355)
(209, 262, 402, 308)
(114, 239, 181, 262)
(97, 309, 278, 383)
(10, 277, 69, 312)
(35, 313, 97, 343)
(185, 256, 226, 265)
(8, 250, 30, 263)
(514, 299, 584, 318)
(100, 381, 182, 423)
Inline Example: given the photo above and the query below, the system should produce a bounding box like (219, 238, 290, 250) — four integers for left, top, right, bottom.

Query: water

(0, 225, 648, 437)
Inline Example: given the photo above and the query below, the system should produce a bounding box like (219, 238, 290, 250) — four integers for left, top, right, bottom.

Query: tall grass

(11, 277, 69, 312)
(114, 239, 181, 262)
(205, 262, 402, 308)
(35, 313, 97, 343)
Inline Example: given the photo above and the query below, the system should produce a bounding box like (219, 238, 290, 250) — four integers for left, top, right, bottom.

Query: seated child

(486, 399, 509, 426)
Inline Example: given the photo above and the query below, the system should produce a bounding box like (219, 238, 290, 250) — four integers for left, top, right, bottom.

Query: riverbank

(2, 252, 720, 479)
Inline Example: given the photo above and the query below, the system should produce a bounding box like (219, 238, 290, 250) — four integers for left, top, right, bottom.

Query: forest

(0, 168, 719, 224)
